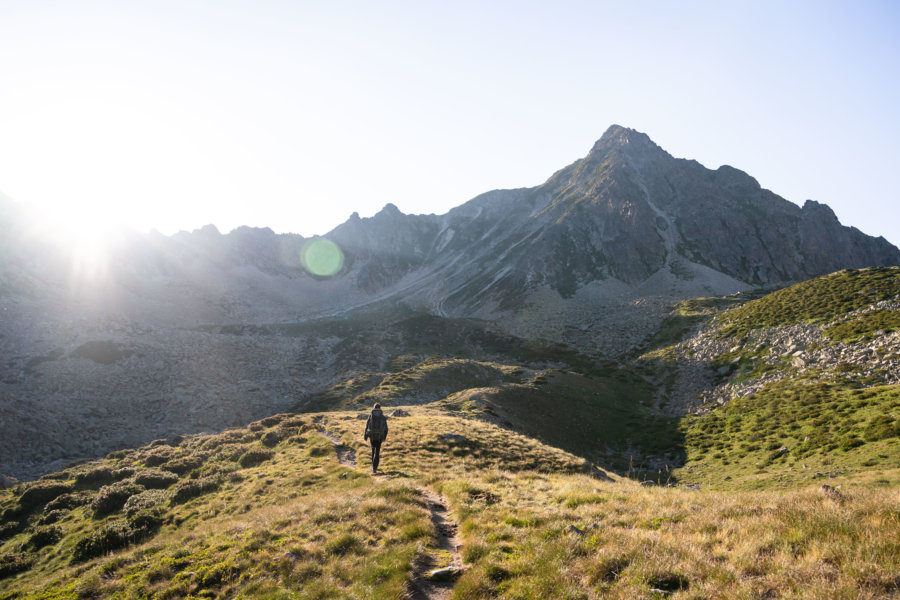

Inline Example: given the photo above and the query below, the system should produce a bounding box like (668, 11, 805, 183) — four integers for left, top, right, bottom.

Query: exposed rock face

(1, 126, 898, 479)
(647, 297, 900, 416)
(323, 126, 899, 309)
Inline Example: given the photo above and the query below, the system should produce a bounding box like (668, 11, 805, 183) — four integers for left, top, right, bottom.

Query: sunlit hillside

(2, 409, 898, 599)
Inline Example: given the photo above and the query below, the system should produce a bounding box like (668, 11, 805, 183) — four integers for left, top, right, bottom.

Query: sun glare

(35, 203, 128, 284)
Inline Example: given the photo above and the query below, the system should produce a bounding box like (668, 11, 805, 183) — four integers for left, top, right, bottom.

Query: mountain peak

(585, 125, 665, 164)
(376, 203, 403, 218)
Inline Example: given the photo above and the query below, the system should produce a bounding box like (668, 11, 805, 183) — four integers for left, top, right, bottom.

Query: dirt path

(313, 419, 357, 468)
(409, 489, 464, 600)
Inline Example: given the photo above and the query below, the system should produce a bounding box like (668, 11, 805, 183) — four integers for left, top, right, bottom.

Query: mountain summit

(327, 125, 899, 314)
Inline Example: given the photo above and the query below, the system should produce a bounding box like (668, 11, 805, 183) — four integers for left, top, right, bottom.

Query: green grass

(437, 369, 682, 474)
(305, 351, 679, 475)
(678, 379, 900, 489)
(824, 308, 900, 343)
(716, 267, 900, 338)
(2, 408, 899, 599)
(638, 294, 755, 354)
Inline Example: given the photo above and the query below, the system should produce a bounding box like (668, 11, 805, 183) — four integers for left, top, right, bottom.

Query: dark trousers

(370, 439, 382, 472)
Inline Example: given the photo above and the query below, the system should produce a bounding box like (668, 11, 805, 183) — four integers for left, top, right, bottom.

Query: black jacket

(364, 408, 388, 442)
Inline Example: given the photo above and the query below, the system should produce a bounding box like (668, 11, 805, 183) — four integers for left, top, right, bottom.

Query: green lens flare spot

(301, 238, 344, 277)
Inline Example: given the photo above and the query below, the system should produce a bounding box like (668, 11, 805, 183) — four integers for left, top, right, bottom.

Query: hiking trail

(313, 417, 357, 468)
(409, 488, 464, 600)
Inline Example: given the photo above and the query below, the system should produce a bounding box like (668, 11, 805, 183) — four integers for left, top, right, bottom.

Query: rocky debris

(819, 484, 844, 501)
(0, 474, 18, 489)
(439, 434, 468, 444)
(648, 299, 900, 416)
(0, 321, 355, 481)
(389, 409, 410, 417)
(588, 465, 614, 482)
(427, 566, 463, 582)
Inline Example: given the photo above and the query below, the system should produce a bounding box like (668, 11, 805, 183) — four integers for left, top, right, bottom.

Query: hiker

(364, 403, 388, 473)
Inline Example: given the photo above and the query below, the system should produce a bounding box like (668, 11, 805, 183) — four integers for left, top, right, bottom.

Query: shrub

(259, 415, 286, 428)
(0, 553, 33, 580)
(126, 509, 164, 533)
(215, 444, 251, 462)
(200, 430, 256, 450)
(72, 522, 146, 563)
(46, 492, 90, 512)
(18, 482, 73, 510)
(133, 470, 179, 489)
(27, 525, 62, 549)
(143, 449, 173, 467)
(92, 482, 143, 516)
(170, 478, 220, 504)
(0, 521, 22, 541)
(280, 417, 306, 428)
(75, 466, 116, 487)
(238, 449, 274, 468)
(123, 489, 169, 517)
(38, 509, 68, 525)
(161, 457, 203, 475)
(261, 431, 282, 448)
(113, 467, 135, 480)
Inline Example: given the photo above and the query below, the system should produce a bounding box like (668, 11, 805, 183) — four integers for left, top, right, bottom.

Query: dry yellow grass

(2, 407, 898, 599)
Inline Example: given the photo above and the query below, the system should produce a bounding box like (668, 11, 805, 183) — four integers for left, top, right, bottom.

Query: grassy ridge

(665, 267, 900, 488)
(716, 267, 900, 338)
(307, 355, 678, 474)
(439, 369, 681, 474)
(3, 410, 899, 599)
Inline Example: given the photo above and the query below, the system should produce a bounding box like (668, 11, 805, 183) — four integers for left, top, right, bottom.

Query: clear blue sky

(1, 1, 898, 245)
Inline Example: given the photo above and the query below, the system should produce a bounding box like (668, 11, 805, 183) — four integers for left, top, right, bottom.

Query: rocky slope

(642, 267, 900, 416)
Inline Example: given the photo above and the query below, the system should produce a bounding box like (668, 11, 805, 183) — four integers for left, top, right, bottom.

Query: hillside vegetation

(3, 268, 900, 598)
(2, 409, 899, 599)
(715, 267, 900, 338)
(646, 267, 900, 488)
(302, 356, 680, 475)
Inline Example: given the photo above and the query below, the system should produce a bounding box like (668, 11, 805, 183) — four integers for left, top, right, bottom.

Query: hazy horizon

(1, 1, 898, 244)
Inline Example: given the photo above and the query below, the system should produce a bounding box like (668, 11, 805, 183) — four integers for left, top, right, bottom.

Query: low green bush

(18, 482, 73, 510)
(238, 449, 273, 468)
(0, 553, 33, 580)
(123, 489, 169, 517)
(170, 477, 220, 504)
(92, 482, 143, 516)
(27, 525, 62, 549)
(75, 466, 116, 487)
(161, 457, 203, 475)
(71, 521, 148, 563)
(133, 470, 179, 489)
(45, 492, 90, 512)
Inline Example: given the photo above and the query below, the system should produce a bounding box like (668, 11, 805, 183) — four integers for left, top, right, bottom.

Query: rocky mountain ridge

(2, 126, 899, 481)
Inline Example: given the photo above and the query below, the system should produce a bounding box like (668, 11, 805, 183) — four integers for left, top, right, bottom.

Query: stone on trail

(427, 566, 462, 582)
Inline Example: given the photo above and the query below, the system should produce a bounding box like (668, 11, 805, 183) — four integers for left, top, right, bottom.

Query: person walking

(364, 403, 388, 473)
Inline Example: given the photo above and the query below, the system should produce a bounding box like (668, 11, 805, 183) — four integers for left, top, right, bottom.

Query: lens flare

(300, 238, 344, 276)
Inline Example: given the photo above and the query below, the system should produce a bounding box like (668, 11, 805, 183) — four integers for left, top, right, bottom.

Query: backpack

(369, 411, 387, 441)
